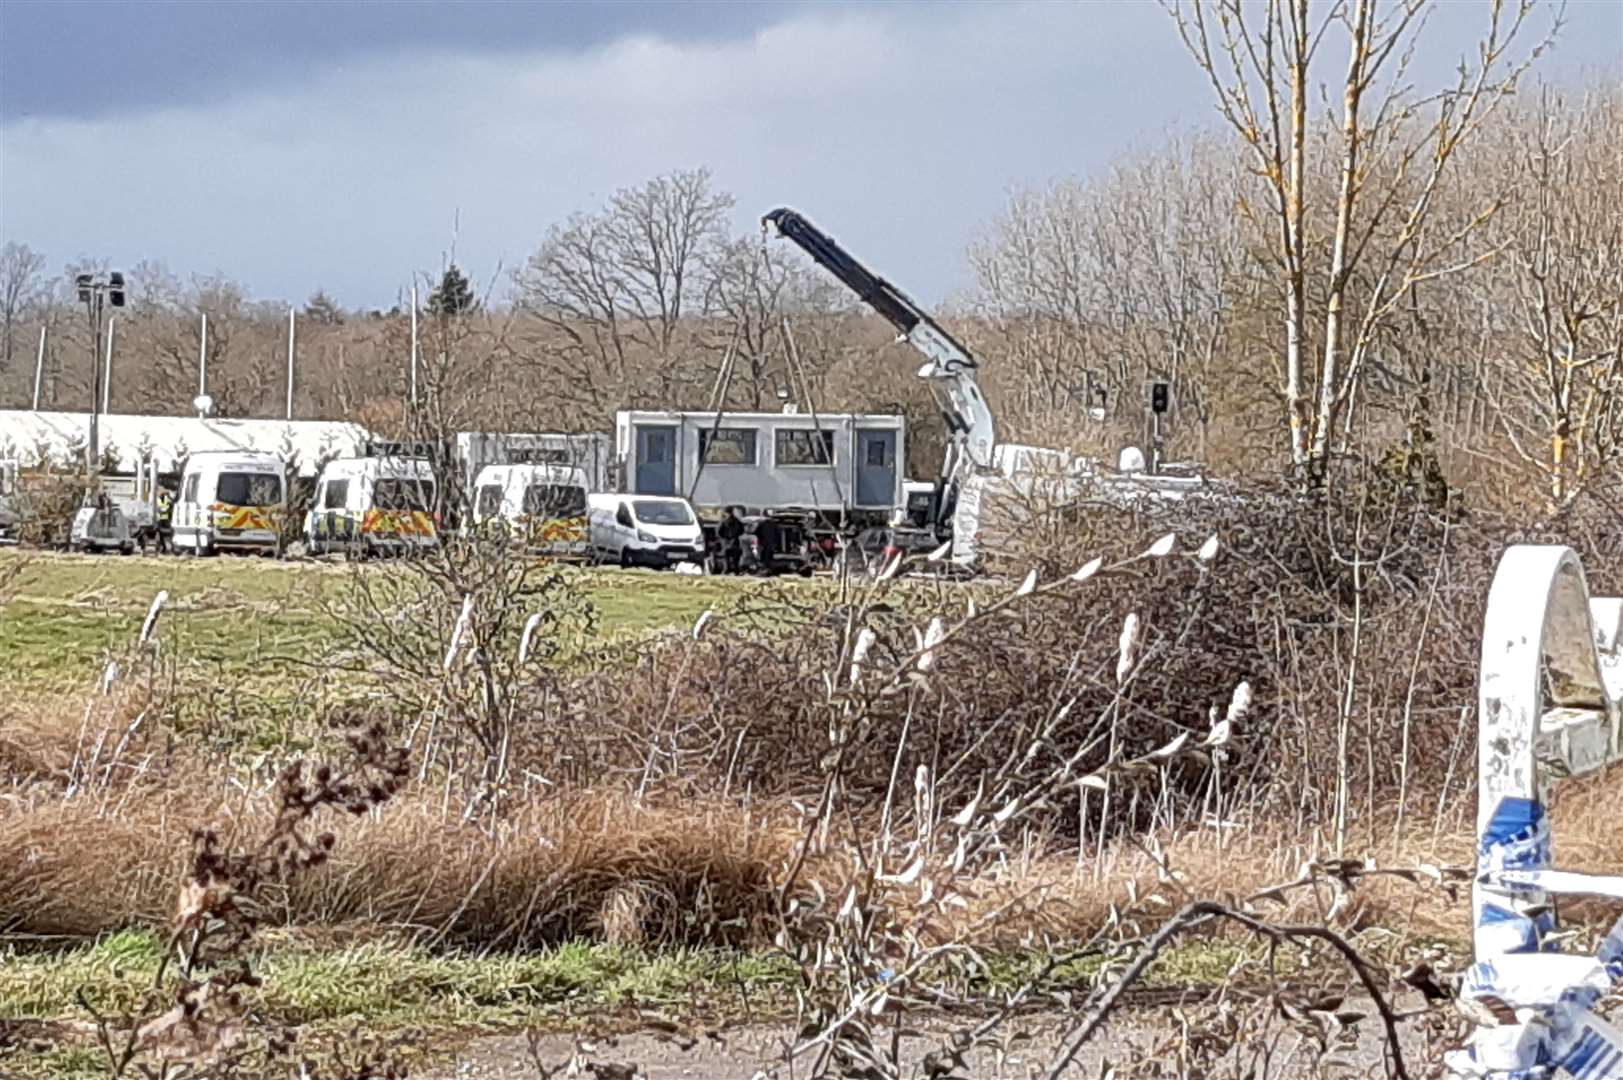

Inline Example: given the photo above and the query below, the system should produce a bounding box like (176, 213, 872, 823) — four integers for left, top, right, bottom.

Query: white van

(304, 455, 438, 556)
(470, 463, 590, 558)
(587, 493, 705, 568)
(172, 450, 287, 556)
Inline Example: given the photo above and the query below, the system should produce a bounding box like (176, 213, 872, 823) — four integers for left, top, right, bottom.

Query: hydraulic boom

(762, 208, 997, 529)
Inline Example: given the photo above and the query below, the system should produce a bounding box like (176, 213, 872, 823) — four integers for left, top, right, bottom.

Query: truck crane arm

(762, 208, 996, 475)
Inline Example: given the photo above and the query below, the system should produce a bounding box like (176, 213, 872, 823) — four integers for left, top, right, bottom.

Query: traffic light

(76, 274, 92, 303)
(108, 272, 125, 308)
(1151, 381, 1170, 415)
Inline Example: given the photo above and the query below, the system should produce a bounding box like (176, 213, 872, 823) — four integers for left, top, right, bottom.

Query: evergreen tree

(427, 265, 476, 317)
(303, 289, 345, 325)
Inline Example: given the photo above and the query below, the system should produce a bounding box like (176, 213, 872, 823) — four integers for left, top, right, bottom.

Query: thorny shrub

(708, 540, 1480, 1080)
(76, 721, 409, 1080)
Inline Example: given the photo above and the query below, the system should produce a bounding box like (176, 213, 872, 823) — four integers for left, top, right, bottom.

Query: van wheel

(619, 549, 632, 569)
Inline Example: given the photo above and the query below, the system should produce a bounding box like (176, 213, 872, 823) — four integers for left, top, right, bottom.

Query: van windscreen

(216, 472, 282, 507)
(632, 499, 693, 526)
(374, 478, 435, 511)
(523, 484, 587, 518)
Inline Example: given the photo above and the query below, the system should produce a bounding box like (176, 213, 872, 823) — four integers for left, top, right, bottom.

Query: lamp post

(74, 271, 126, 476)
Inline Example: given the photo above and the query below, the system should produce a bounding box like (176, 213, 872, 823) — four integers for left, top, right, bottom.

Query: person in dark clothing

(717, 506, 745, 574)
(155, 484, 175, 555)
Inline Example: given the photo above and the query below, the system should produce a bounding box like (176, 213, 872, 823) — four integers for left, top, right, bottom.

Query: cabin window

(183, 474, 200, 503)
(322, 479, 349, 510)
(217, 472, 282, 507)
(776, 429, 835, 467)
(616, 504, 634, 528)
(476, 484, 502, 520)
(699, 428, 757, 466)
(374, 478, 435, 512)
(524, 484, 587, 518)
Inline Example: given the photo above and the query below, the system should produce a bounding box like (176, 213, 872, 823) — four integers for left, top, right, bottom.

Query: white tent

(0, 410, 372, 478)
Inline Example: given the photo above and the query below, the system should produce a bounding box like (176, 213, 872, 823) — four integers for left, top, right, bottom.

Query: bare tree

(1483, 85, 1623, 507)
(967, 134, 1248, 461)
(0, 242, 47, 377)
(515, 168, 733, 417)
(1165, 0, 1554, 472)
(702, 236, 849, 410)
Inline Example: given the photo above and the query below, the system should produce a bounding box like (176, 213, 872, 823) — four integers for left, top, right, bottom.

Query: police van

(469, 463, 590, 558)
(304, 454, 439, 557)
(172, 450, 287, 556)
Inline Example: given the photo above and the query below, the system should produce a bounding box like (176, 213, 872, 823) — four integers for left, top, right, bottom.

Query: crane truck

(763, 207, 1094, 568)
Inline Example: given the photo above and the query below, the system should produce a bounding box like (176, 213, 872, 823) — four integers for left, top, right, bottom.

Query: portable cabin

(0, 410, 370, 482)
(613, 409, 905, 522)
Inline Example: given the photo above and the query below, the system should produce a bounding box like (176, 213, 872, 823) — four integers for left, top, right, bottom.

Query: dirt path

(419, 1008, 1428, 1079)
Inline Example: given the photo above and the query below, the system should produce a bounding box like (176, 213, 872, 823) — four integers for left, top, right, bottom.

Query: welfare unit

(455, 432, 612, 503)
(613, 410, 905, 522)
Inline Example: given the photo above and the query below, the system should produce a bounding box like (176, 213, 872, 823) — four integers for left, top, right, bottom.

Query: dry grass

(0, 777, 803, 948)
(6, 747, 1617, 953)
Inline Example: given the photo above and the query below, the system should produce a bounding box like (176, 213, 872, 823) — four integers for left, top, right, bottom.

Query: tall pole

(102, 316, 116, 414)
(409, 284, 419, 415)
(31, 326, 45, 411)
(88, 295, 102, 473)
(197, 312, 208, 417)
(285, 306, 296, 421)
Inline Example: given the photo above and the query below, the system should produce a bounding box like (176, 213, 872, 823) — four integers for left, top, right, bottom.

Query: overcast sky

(2, 0, 1618, 310)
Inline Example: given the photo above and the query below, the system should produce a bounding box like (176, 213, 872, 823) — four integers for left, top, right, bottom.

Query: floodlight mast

(75, 271, 126, 477)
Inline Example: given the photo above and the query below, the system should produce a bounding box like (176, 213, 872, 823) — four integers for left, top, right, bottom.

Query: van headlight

(637, 530, 657, 544)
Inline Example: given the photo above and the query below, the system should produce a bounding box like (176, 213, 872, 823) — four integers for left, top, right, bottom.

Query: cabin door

(855, 429, 897, 508)
(634, 426, 678, 495)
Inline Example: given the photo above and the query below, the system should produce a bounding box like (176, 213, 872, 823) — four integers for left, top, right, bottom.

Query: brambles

(75, 721, 409, 1079)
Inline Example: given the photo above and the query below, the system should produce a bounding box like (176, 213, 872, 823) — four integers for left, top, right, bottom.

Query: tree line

(0, 7, 1616, 513)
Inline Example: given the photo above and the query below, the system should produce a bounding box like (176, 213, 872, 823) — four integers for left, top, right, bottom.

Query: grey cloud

(0, 0, 872, 121)
(1, 0, 1615, 312)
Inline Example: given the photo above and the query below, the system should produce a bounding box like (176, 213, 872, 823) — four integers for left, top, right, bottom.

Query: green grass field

(0, 550, 751, 689)
(0, 549, 778, 757)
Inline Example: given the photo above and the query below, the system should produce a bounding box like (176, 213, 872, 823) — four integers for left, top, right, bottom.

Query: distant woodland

(3, 66, 1617, 514)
